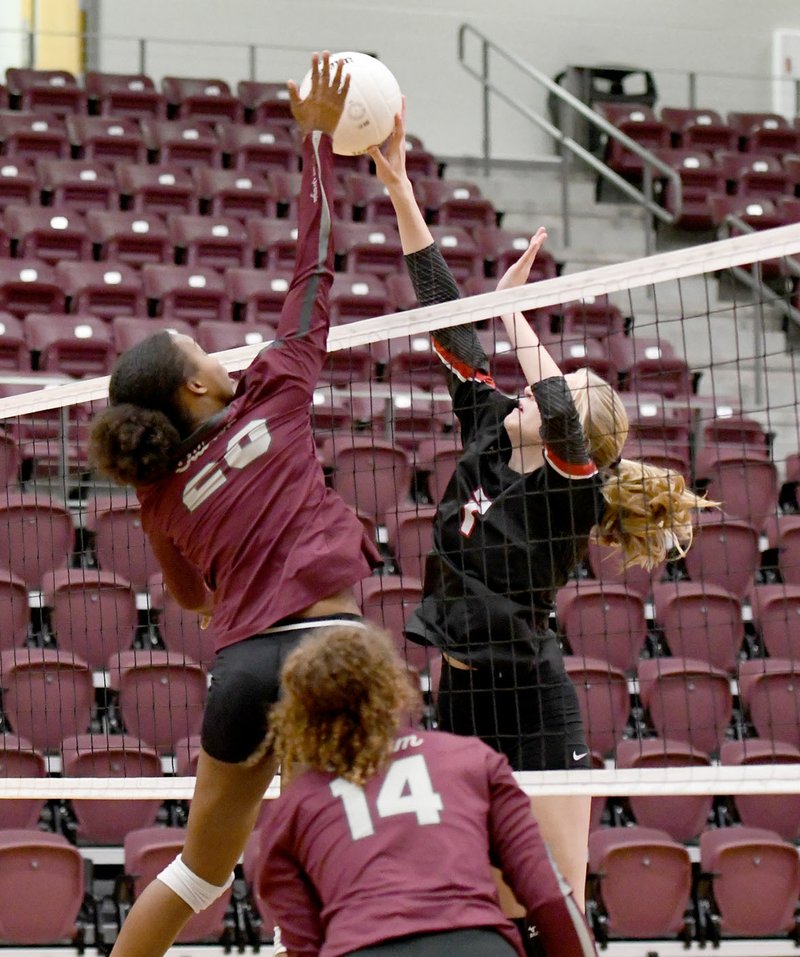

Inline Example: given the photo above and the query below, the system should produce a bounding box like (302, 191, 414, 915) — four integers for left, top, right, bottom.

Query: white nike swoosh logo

(572, 750, 588, 761)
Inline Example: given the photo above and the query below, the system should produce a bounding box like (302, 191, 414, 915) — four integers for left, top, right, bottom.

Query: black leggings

(346, 928, 517, 957)
(437, 633, 590, 772)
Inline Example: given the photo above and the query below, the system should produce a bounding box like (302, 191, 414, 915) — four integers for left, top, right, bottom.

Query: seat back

(720, 739, 800, 840)
(563, 656, 630, 757)
(86, 500, 158, 592)
(557, 582, 647, 674)
(0, 649, 93, 752)
(61, 734, 163, 843)
(0, 735, 46, 828)
(109, 651, 207, 754)
(0, 494, 74, 589)
(0, 830, 84, 944)
(149, 573, 215, 670)
(358, 576, 431, 672)
(384, 506, 436, 582)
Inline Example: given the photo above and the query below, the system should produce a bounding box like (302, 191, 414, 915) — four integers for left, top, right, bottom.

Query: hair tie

(608, 455, 622, 470)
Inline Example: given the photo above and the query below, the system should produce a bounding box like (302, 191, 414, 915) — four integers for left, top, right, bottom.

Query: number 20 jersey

(137, 133, 380, 652)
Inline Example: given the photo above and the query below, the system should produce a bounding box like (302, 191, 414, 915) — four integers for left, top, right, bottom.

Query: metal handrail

(457, 23, 681, 253)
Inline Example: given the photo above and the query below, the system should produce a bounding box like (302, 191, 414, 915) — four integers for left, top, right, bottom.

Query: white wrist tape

(156, 854, 234, 913)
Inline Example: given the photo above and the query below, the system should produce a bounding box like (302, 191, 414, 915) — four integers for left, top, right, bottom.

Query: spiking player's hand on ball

(288, 51, 351, 137)
(368, 100, 411, 193)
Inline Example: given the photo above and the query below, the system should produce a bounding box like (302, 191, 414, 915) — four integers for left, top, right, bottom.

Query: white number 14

(330, 754, 444, 841)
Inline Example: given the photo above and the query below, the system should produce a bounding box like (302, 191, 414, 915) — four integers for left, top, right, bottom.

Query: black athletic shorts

(346, 928, 517, 957)
(201, 614, 365, 764)
(436, 632, 591, 772)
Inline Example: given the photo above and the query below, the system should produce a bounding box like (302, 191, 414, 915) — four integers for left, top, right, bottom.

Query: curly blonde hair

(565, 368, 718, 569)
(267, 623, 420, 786)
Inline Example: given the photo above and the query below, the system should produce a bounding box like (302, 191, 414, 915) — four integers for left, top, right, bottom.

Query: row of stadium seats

(0, 819, 796, 949)
(0, 162, 497, 231)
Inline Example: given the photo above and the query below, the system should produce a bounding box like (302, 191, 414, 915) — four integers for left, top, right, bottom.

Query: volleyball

(299, 51, 402, 156)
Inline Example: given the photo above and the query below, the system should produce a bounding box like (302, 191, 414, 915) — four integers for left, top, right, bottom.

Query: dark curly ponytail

(89, 331, 198, 486)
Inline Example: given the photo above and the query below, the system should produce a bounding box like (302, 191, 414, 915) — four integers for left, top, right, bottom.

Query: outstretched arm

(495, 230, 563, 386)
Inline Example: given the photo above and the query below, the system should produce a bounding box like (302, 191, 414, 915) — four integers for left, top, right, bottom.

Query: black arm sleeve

(533, 377, 597, 480)
(404, 243, 491, 376)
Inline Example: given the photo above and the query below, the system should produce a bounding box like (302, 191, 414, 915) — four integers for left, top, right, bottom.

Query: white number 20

(330, 754, 444, 841)
(182, 418, 272, 512)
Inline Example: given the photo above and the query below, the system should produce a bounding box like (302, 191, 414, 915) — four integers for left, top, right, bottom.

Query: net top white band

(1, 764, 799, 800)
(0, 222, 799, 418)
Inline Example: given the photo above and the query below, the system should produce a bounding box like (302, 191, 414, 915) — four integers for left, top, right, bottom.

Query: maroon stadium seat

(0, 112, 69, 162)
(0, 830, 85, 944)
(383, 333, 449, 391)
(142, 264, 231, 323)
(237, 81, 294, 126)
(140, 118, 223, 169)
(218, 123, 297, 174)
(195, 167, 277, 220)
(597, 103, 671, 179)
(0, 648, 93, 752)
(637, 657, 733, 755)
(660, 107, 737, 152)
(84, 71, 166, 120)
(169, 214, 251, 271)
(416, 177, 498, 231)
(650, 581, 744, 674)
(60, 734, 163, 844)
(247, 217, 299, 271)
(36, 157, 119, 213)
(5, 206, 90, 263)
(562, 656, 630, 757)
(588, 826, 692, 940)
(727, 111, 799, 156)
(656, 149, 728, 230)
(414, 437, 461, 504)
(149, 572, 215, 671)
(124, 827, 232, 942)
(0, 158, 37, 211)
(196, 319, 273, 353)
(108, 651, 206, 755)
(117, 162, 198, 216)
(86, 210, 171, 267)
(66, 115, 146, 165)
(111, 316, 193, 353)
(427, 225, 483, 282)
(584, 533, 663, 602)
(556, 581, 647, 674)
(714, 151, 791, 200)
(321, 435, 413, 522)
(0, 735, 46, 828)
(738, 658, 800, 751)
(358, 576, 431, 673)
(330, 272, 391, 326)
(333, 221, 406, 279)
(561, 294, 625, 340)
(699, 826, 800, 937)
(748, 583, 800, 659)
(696, 448, 778, 532)
(225, 267, 291, 325)
(162, 75, 243, 123)
(56, 260, 145, 319)
(343, 172, 407, 224)
(765, 513, 800, 585)
(85, 497, 159, 592)
(615, 739, 713, 841)
(25, 313, 115, 377)
(476, 226, 559, 280)
(0, 493, 74, 589)
(42, 568, 138, 669)
(720, 739, 800, 840)
(0, 311, 29, 369)
(682, 513, 760, 601)
(6, 68, 86, 116)
(269, 168, 347, 220)
(384, 505, 437, 582)
(0, 568, 29, 651)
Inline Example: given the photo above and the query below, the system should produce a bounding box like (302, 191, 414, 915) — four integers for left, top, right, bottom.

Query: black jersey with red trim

(137, 133, 380, 653)
(403, 243, 604, 666)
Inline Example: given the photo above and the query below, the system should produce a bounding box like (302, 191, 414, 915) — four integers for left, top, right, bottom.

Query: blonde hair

(267, 623, 420, 786)
(565, 368, 718, 569)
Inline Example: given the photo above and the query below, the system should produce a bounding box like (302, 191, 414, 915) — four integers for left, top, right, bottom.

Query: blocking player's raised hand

(368, 100, 409, 192)
(495, 227, 548, 292)
(288, 51, 351, 137)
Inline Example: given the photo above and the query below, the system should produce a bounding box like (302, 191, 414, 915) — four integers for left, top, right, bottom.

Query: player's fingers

(286, 80, 301, 107)
(339, 71, 351, 99)
(310, 51, 322, 94)
(331, 55, 345, 94)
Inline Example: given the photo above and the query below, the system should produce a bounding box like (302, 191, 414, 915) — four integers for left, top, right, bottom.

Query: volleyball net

(0, 222, 800, 810)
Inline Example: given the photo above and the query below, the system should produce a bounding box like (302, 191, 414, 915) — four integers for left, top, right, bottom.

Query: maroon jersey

(259, 729, 596, 957)
(138, 132, 380, 652)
